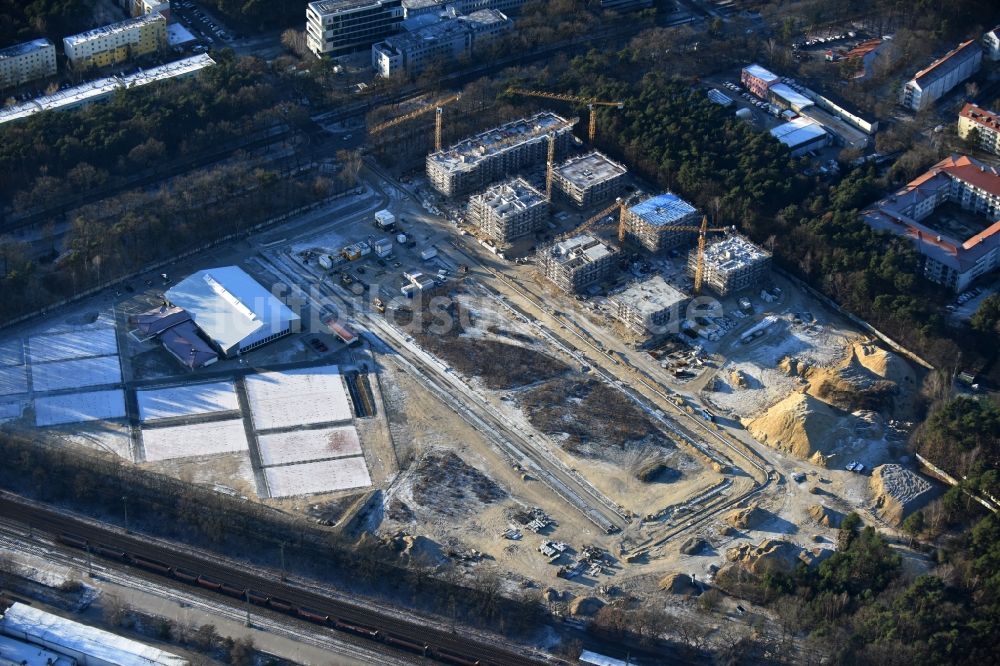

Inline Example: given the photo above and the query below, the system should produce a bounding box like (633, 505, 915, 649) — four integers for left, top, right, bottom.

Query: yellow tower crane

(505, 88, 624, 142)
(556, 197, 630, 242)
(368, 93, 461, 152)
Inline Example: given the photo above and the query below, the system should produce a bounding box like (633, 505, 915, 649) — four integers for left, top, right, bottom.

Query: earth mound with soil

(808, 503, 843, 528)
(726, 539, 802, 575)
(659, 572, 695, 594)
(724, 504, 767, 530)
(746, 392, 848, 463)
(869, 464, 935, 526)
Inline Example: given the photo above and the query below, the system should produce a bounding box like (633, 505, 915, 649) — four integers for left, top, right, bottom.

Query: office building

(611, 275, 688, 335)
(741, 63, 779, 99)
(862, 154, 1000, 292)
(958, 102, 1000, 155)
(690, 235, 771, 296)
(769, 117, 830, 157)
(623, 192, 699, 253)
(401, 0, 525, 18)
(541, 234, 617, 293)
(426, 111, 574, 197)
(63, 13, 167, 70)
(307, 0, 404, 57)
(899, 39, 982, 111)
(0, 39, 56, 88)
(468, 177, 548, 244)
(551, 151, 628, 209)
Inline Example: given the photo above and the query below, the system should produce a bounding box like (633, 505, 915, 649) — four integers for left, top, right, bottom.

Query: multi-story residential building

(611, 276, 688, 336)
(467, 177, 547, 244)
(63, 13, 167, 70)
(541, 234, 617, 293)
(307, 0, 404, 57)
(899, 39, 982, 111)
(984, 25, 1000, 61)
(741, 63, 779, 99)
(862, 154, 1000, 292)
(119, 0, 170, 19)
(0, 39, 56, 89)
(689, 235, 771, 296)
(426, 111, 574, 197)
(551, 150, 628, 209)
(622, 192, 699, 253)
(372, 9, 509, 78)
(401, 0, 525, 18)
(958, 102, 1000, 155)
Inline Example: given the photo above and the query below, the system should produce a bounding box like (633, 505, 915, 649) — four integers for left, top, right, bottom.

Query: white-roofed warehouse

(770, 117, 830, 157)
(165, 266, 300, 358)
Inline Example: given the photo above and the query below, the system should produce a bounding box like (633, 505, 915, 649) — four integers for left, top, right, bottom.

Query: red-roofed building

(899, 39, 982, 111)
(958, 102, 1000, 155)
(863, 155, 1000, 291)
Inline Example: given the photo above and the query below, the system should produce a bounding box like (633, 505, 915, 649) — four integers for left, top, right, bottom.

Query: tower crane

(368, 93, 461, 152)
(505, 88, 624, 142)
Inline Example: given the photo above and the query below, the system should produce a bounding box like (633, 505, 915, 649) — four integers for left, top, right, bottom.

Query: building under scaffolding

(689, 234, 771, 296)
(611, 275, 688, 335)
(541, 234, 616, 293)
(551, 150, 627, 209)
(426, 111, 575, 197)
(623, 192, 700, 253)
(468, 176, 548, 244)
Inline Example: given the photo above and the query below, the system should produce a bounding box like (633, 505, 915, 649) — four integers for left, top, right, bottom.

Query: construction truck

(372, 297, 386, 313)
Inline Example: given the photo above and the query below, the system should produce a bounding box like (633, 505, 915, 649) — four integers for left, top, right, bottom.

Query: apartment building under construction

(551, 150, 627, 209)
(623, 192, 700, 253)
(467, 177, 548, 244)
(541, 234, 616, 293)
(426, 111, 575, 197)
(689, 234, 771, 296)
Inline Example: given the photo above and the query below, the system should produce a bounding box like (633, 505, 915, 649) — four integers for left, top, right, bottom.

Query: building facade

(690, 235, 771, 296)
(426, 111, 574, 197)
(64, 13, 167, 70)
(552, 150, 628, 209)
(0, 39, 56, 88)
(863, 155, 1000, 292)
(741, 63, 779, 99)
(307, 0, 404, 57)
(958, 102, 1000, 155)
(119, 0, 170, 19)
(541, 234, 616, 293)
(623, 192, 699, 253)
(611, 275, 688, 335)
(468, 177, 548, 244)
(372, 9, 509, 78)
(984, 25, 1000, 61)
(899, 39, 982, 111)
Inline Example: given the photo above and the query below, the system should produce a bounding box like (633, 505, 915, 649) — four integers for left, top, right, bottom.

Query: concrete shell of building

(623, 192, 699, 253)
(899, 39, 982, 111)
(741, 63, 779, 99)
(689, 234, 771, 296)
(0, 39, 56, 89)
(426, 111, 575, 197)
(468, 176, 548, 244)
(611, 275, 688, 335)
(958, 102, 1000, 156)
(552, 150, 628, 209)
(307, 0, 404, 57)
(63, 12, 167, 70)
(862, 154, 1000, 292)
(541, 234, 616, 293)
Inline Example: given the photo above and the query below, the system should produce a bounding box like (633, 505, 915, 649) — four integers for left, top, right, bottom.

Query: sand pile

(852, 342, 915, 386)
(726, 539, 801, 574)
(680, 537, 709, 555)
(730, 369, 750, 388)
(778, 356, 809, 377)
(724, 504, 767, 530)
(659, 572, 695, 594)
(747, 392, 847, 463)
(568, 596, 605, 616)
(869, 464, 935, 526)
(808, 504, 843, 528)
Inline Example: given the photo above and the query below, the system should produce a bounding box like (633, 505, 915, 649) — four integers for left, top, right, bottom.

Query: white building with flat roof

(0, 38, 56, 88)
(165, 265, 301, 357)
(770, 117, 830, 157)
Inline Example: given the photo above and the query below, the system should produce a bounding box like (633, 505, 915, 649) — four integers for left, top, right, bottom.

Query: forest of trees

(0, 0, 91, 49)
(201, 0, 309, 32)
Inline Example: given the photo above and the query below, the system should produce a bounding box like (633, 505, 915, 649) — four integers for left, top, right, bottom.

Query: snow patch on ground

(35, 390, 126, 426)
(141, 419, 249, 461)
(244, 365, 352, 430)
(28, 328, 118, 364)
(258, 426, 362, 466)
(0, 365, 28, 396)
(264, 456, 371, 498)
(32, 356, 122, 392)
(136, 381, 239, 421)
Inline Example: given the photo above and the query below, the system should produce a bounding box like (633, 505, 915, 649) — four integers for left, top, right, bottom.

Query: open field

(28, 328, 118, 364)
(137, 381, 240, 421)
(264, 456, 372, 498)
(257, 426, 362, 466)
(31, 356, 122, 392)
(35, 390, 127, 426)
(141, 419, 249, 462)
(245, 365, 353, 430)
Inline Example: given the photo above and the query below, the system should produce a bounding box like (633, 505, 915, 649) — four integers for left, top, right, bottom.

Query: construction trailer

(540, 234, 617, 293)
(425, 111, 575, 197)
(467, 176, 548, 244)
(623, 193, 700, 252)
(551, 150, 628, 209)
(689, 234, 771, 296)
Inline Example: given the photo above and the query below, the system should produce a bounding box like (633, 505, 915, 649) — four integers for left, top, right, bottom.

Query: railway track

(0, 494, 551, 666)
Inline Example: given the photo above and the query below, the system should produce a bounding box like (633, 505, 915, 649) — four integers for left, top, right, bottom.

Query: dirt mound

(869, 464, 935, 526)
(778, 356, 808, 377)
(659, 572, 695, 594)
(798, 547, 833, 568)
(679, 537, 709, 555)
(747, 392, 847, 461)
(808, 504, 843, 528)
(724, 504, 767, 530)
(852, 342, 915, 386)
(411, 451, 506, 517)
(726, 539, 802, 575)
(730, 369, 750, 388)
(387, 533, 446, 566)
(568, 596, 605, 616)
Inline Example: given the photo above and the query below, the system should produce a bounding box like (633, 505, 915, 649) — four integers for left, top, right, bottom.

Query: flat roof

(702, 235, 770, 272)
(64, 12, 164, 47)
(381, 16, 472, 50)
(165, 265, 300, 355)
(0, 634, 74, 666)
(474, 176, 546, 218)
(0, 38, 53, 59)
(770, 116, 827, 149)
(769, 83, 813, 109)
(550, 234, 613, 264)
(613, 275, 688, 316)
(310, 0, 395, 15)
(910, 39, 980, 89)
(707, 88, 733, 106)
(555, 150, 627, 186)
(743, 63, 778, 83)
(629, 192, 697, 227)
(1, 603, 188, 666)
(428, 111, 572, 173)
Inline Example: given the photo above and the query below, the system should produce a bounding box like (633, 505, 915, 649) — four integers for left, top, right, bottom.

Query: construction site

(611, 275, 689, 336)
(540, 234, 618, 293)
(690, 234, 772, 296)
(623, 193, 701, 253)
(551, 150, 628, 209)
(467, 176, 548, 244)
